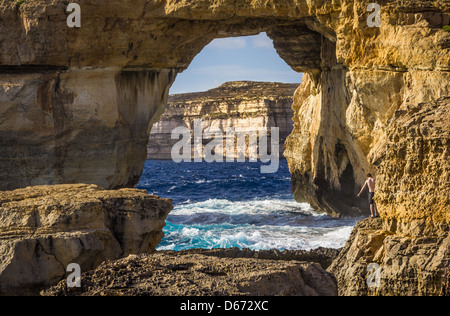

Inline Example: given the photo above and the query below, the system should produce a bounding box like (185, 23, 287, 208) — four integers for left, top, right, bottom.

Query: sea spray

(137, 160, 360, 251)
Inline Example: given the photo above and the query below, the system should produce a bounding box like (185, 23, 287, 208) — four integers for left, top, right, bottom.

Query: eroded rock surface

(0, 184, 173, 295)
(1, 0, 448, 217)
(0, 69, 175, 190)
(0, 0, 449, 296)
(328, 98, 450, 296)
(328, 218, 449, 296)
(42, 251, 338, 296)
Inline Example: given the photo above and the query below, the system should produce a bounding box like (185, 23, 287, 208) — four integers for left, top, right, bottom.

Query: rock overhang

(0, 0, 333, 74)
(0, 0, 449, 217)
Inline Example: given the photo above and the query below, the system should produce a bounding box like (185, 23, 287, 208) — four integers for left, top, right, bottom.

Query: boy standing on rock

(357, 174, 380, 218)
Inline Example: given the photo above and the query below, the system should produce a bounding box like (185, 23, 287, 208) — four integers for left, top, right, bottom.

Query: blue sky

(170, 32, 303, 94)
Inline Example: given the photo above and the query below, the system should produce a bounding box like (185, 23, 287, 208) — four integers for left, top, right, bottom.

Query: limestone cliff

(1, 0, 449, 296)
(0, 184, 173, 295)
(1, 0, 448, 216)
(328, 98, 450, 296)
(0, 68, 175, 191)
(148, 81, 296, 160)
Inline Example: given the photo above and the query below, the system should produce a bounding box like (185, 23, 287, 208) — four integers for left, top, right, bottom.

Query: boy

(357, 174, 380, 218)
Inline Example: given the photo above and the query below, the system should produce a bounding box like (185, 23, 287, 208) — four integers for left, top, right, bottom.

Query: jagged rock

(377, 97, 450, 236)
(0, 184, 173, 295)
(41, 251, 338, 296)
(328, 98, 450, 296)
(148, 81, 296, 160)
(328, 218, 450, 296)
(0, 69, 175, 191)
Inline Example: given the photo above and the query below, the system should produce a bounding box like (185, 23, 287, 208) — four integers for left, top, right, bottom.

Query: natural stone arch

(1, 0, 449, 218)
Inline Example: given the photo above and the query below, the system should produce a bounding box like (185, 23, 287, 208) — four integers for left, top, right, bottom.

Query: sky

(169, 32, 303, 94)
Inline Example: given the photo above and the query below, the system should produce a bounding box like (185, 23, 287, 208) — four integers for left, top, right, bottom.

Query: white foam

(160, 198, 358, 251)
(171, 198, 317, 217)
(162, 221, 354, 251)
(180, 227, 200, 237)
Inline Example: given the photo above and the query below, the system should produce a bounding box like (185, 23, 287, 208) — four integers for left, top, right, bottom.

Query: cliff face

(285, 22, 450, 216)
(0, 184, 173, 295)
(1, 0, 448, 215)
(0, 69, 175, 190)
(328, 97, 450, 296)
(377, 97, 450, 237)
(148, 81, 296, 160)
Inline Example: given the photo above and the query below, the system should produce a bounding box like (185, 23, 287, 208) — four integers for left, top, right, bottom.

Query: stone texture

(0, 184, 173, 295)
(285, 39, 450, 216)
(1, 0, 448, 217)
(328, 98, 450, 296)
(328, 218, 450, 296)
(376, 97, 450, 236)
(0, 69, 175, 191)
(148, 81, 296, 160)
(41, 250, 338, 296)
(169, 246, 342, 270)
(0, 0, 449, 296)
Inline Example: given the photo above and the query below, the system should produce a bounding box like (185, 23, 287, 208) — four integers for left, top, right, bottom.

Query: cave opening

(0, 2, 362, 251)
(169, 32, 301, 94)
(335, 141, 356, 198)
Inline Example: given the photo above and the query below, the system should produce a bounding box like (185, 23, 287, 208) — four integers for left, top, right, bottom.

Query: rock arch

(0, 0, 449, 218)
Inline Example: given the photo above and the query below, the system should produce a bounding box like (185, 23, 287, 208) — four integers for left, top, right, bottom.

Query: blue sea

(137, 160, 360, 251)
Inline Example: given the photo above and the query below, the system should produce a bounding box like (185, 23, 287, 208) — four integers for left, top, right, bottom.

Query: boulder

(0, 184, 173, 295)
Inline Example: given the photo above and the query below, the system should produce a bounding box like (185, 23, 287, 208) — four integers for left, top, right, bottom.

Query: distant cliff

(147, 81, 297, 160)
(1, 0, 449, 296)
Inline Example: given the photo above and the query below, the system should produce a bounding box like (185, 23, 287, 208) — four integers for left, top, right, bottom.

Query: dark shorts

(368, 192, 375, 205)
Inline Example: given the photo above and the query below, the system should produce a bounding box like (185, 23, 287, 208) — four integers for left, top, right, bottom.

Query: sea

(137, 159, 360, 251)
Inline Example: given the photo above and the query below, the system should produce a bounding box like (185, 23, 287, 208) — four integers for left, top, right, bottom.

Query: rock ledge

(0, 184, 173, 295)
(42, 250, 338, 296)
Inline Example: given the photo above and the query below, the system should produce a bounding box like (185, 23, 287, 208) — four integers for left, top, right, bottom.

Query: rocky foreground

(0, 184, 173, 295)
(0, 181, 448, 296)
(0, 183, 341, 296)
(42, 249, 338, 296)
(329, 218, 450, 296)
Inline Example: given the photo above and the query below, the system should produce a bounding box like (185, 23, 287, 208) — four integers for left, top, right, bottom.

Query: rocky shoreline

(0, 183, 342, 296)
(41, 247, 340, 296)
(329, 218, 450, 296)
(0, 182, 448, 296)
(0, 184, 173, 296)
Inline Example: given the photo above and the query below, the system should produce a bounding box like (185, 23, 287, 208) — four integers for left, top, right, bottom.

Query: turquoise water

(137, 160, 359, 251)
